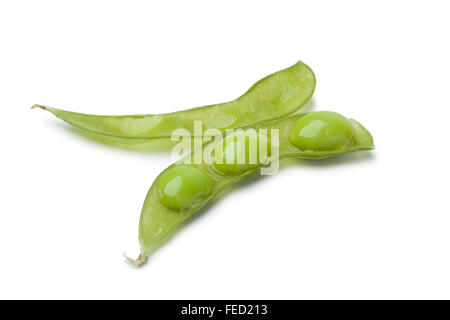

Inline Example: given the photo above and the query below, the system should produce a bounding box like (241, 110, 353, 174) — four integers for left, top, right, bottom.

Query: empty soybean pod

(32, 61, 315, 142)
(127, 111, 374, 266)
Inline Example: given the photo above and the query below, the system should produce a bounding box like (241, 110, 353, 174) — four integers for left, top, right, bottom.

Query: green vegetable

(33, 60, 375, 267)
(213, 130, 271, 175)
(289, 111, 354, 151)
(32, 61, 315, 142)
(126, 111, 374, 266)
(157, 166, 213, 211)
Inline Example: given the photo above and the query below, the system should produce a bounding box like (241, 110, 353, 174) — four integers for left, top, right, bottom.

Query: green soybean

(32, 61, 315, 142)
(213, 130, 271, 175)
(157, 166, 213, 211)
(289, 111, 354, 151)
(126, 111, 374, 266)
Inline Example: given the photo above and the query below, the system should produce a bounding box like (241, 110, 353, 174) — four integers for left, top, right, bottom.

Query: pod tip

(123, 252, 148, 267)
(31, 104, 47, 111)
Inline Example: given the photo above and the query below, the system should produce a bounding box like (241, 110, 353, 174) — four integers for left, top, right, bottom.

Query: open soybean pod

(127, 111, 374, 266)
(33, 61, 315, 142)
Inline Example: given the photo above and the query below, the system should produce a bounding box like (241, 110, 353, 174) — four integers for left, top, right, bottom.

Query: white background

(1, 0, 449, 299)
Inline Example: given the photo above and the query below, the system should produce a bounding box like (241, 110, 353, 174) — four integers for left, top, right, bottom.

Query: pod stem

(123, 252, 148, 267)
(31, 104, 47, 110)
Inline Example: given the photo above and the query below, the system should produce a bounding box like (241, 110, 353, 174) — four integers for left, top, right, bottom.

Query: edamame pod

(32, 61, 315, 142)
(127, 111, 374, 266)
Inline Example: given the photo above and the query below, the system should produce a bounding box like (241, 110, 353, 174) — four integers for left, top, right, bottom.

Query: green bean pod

(127, 111, 374, 266)
(32, 61, 315, 142)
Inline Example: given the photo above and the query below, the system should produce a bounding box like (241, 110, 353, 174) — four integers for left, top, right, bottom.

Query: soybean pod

(127, 111, 374, 266)
(32, 61, 315, 142)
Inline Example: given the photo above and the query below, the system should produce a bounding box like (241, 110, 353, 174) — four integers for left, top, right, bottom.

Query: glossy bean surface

(213, 130, 271, 175)
(289, 111, 354, 151)
(157, 166, 213, 211)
